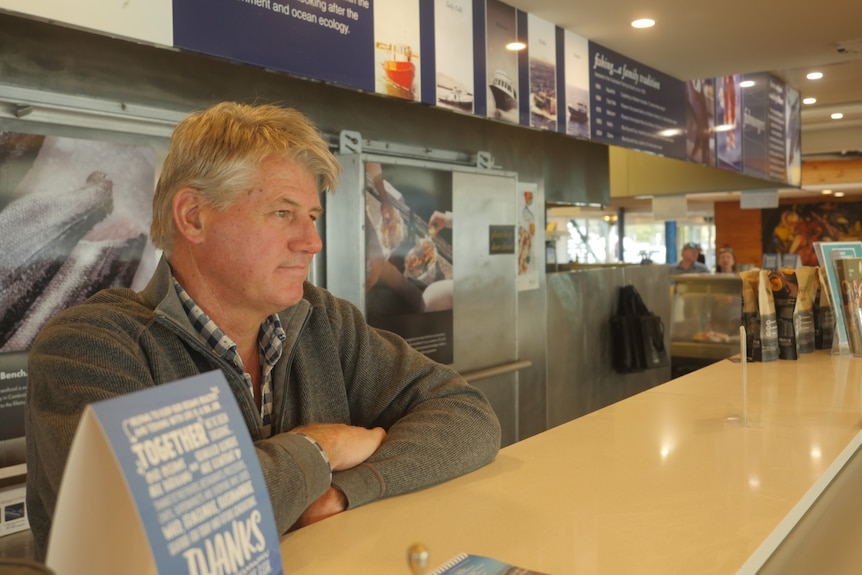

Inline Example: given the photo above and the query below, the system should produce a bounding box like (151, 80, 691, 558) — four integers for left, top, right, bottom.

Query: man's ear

(172, 187, 206, 245)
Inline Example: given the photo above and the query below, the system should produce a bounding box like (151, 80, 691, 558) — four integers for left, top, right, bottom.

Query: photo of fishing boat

(434, 0, 474, 114)
(437, 73, 473, 112)
(485, 0, 519, 124)
(379, 42, 417, 99)
(374, 0, 421, 101)
(563, 29, 591, 139)
(530, 86, 557, 130)
(489, 70, 517, 113)
(527, 13, 558, 131)
(568, 102, 588, 124)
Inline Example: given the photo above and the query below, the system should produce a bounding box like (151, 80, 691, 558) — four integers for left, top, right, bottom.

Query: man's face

(681, 247, 699, 264)
(194, 155, 323, 319)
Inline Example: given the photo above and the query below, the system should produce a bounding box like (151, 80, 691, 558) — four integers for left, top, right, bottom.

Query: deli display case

(670, 273, 743, 377)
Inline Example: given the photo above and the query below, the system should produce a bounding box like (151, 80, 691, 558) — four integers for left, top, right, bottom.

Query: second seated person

(25, 101, 502, 561)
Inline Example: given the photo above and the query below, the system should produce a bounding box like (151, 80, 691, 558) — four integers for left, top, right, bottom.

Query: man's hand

(289, 486, 347, 531)
(292, 422, 386, 471)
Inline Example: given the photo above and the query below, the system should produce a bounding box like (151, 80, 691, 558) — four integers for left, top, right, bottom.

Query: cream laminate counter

(279, 351, 862, 574)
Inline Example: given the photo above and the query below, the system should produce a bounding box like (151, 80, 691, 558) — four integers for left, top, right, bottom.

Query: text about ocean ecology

(238, 0, 370, 35)
(124, 387, 272, 575)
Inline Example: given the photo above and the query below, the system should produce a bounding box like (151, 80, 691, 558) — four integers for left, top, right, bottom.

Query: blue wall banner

(588, 42, 686, 159)
(173, 0, 375, 92)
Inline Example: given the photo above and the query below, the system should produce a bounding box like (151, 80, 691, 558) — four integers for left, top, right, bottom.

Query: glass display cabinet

(670, 273, 743, 377)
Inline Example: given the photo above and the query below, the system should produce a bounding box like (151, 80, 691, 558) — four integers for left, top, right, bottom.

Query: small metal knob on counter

(407, 542, 429, 575)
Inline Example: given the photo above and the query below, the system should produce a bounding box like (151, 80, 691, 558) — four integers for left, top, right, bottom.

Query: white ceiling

(508, 0, 862, 207)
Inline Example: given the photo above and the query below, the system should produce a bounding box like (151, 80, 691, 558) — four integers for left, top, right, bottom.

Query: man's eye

(275, 210, 289, 218)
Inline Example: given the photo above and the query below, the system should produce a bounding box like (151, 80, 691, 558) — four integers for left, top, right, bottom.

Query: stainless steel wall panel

(451, 172, 517, 373)
(546, 265, 671, 427)
(323, 154, 365, 308)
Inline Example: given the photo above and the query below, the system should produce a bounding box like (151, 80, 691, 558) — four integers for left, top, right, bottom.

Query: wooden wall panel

(714, 201, 763, 269)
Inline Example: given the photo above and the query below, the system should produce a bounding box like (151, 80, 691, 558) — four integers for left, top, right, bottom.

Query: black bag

(610, 285, 669, 373)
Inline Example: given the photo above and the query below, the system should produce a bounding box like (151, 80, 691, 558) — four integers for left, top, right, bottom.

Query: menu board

(767, 75, 789, 182)
(741, 73, 770, 180)
(588, 42, 686, 159)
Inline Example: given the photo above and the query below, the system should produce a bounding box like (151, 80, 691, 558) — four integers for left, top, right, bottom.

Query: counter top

(279, 351, 862, 574)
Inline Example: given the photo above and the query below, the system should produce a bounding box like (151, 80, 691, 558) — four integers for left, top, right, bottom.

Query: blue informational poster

(173, 0, 375, 92)
(741, 73, 770, 180)
(588, 42, 686, 159)
(91, 371, 283, 575)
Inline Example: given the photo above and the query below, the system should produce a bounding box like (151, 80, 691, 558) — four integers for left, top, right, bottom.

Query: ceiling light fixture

(739, 80, 755, 88)
(802, 97, 817, 105)
(832, 112, 844, 119)
(631, 18, 655, 29)
(835, 191, 846, 198)
(822, 189, 833, 195)
(505, 41, 526, 51)
(807, 72, 824, 80)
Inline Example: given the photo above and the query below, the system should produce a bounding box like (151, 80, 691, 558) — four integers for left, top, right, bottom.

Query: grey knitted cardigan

(25, 256, 501, 560)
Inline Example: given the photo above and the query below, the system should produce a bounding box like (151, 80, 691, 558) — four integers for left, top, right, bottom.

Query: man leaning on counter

(24, 101, 501, 561)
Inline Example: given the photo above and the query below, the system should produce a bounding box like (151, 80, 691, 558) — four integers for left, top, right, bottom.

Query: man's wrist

(294, 432, 332, 482)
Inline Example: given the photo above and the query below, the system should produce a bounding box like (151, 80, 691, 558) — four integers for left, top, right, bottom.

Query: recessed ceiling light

(739, 80, 755, 88)
(802, 97, 817, 105)
(631, 18, 655, 28)
(832, 112, 844, 119)
(835, 191, 845, 198)
(807, 72, 824, 80)
(822, 189, 833, 195)
(505, 41, 526, 51)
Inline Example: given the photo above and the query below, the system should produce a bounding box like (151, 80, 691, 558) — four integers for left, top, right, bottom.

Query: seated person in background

(674, 242, 710, 274)
(715, 247, 738, 274)
(25, 101, 501, 561)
